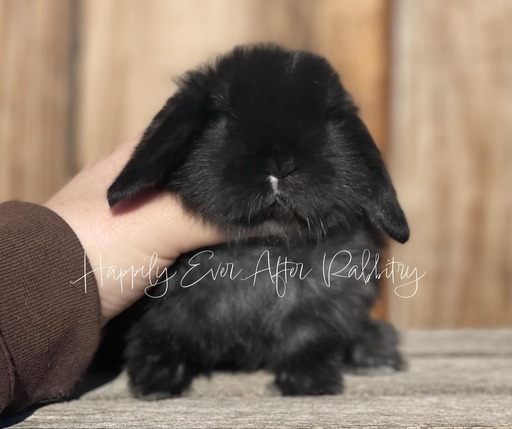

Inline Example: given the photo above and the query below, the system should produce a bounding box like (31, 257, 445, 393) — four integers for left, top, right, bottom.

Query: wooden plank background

(0, 0, 73, 202)
(0, 0, 510, 328)
(389, 0, 512, 329)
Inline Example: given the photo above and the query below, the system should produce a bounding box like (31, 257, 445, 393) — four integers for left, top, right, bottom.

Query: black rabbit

(107, 44, 409, 398)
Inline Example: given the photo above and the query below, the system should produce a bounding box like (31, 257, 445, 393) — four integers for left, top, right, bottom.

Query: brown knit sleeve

(0, 201, 101, 415)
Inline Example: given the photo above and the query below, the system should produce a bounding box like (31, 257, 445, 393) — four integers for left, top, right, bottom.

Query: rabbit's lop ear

(107, 93, 204, 207)
(363, 178, 410, 244)
(351, 120, 410, 244)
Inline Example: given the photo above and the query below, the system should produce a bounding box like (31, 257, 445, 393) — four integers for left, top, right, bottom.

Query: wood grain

(389, 0, 512, 328)
(0, 0, 73, 203)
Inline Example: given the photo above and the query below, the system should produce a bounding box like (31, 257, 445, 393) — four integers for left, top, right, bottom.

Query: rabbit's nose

(264, 157, 296, 179)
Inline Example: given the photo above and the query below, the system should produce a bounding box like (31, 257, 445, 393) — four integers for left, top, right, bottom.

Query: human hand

(45, 138, 226, 325)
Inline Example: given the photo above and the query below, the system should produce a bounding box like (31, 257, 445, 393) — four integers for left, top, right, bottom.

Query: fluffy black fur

(106, 44, 409, 398)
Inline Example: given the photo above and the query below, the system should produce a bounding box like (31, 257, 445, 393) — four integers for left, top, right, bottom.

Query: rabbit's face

(108, 45, 409, 243)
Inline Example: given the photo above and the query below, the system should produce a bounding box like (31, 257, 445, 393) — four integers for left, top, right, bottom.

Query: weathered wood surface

(389, 0, 512, 328)
(0, 0, 73, 203)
